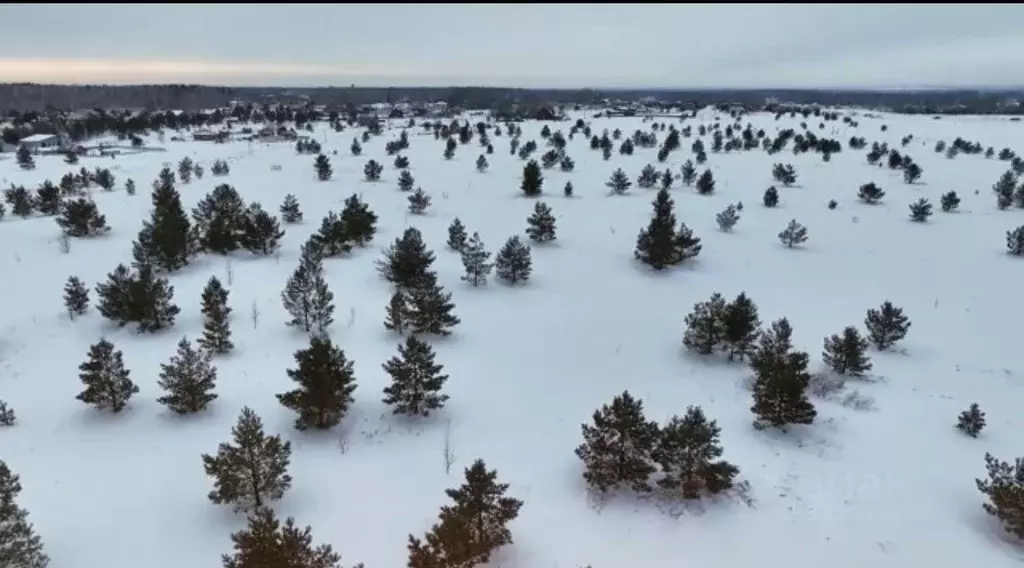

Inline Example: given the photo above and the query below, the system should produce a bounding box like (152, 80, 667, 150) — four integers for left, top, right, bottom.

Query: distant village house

(19, 133, 61, 153)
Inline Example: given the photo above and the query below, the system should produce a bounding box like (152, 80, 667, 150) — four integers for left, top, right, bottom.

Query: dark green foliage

(350, 138, 362, 156)
(778, 219, 808, 247)
(210, 160, 230, 176)
(957, 403, 986, 438)
(772, 163, 797, 186)
(407, 187, 431, 214)
(222, 507, 342, 568)
(202, 407, 292, 511)
(940, 191, 960, 212)
(475, 154, 488, 172)
(716, 204, 740, 231)
(995, 170, 1016, 209)
(192, 184, 246, 255)
(908, 197, 932, 222)
(63, 275, 89, 319)
(576, 391, 659, 493)
(281, 240, 335, 335)
(858, 182, 885, 204)
(695, 169, 715, 195)
(94, 263, 180, 332)
(384, 290, 410, 335)
(521, 159, 543, 197)
(635, 189, 702, 270)
(654, 406, 739, 499)
(278, 336, 357, 431)
(315, 212, 352, 257)
(637, 164, 659, 188)
(314, 154, 332, 181)
(494, 235, 532, 284)
(822, 326, 872, 378)
(142, 170, 194, 271)
(397, 169, 415, 192)
(15, 145, 34, 170)
(683, 293, 728, 355)
(241, 202, 284, 255)
(0, 400, 14, 426)
(525, 201, 556, 243)
(4, 186, 34, 218)
(406, 271, 461, 336)
(157, 337, 218, 414)
(606, 168, 632, 195)
(563, 181, 573, 197)
(34, 181, 60, 215)
(339, 194, 376, 247)
(680, 160, 697, 186)
(444, 137, 457, 160)
(903, 161, 923, 184)
(722, 293, 761, 361)
(94, 168, 115, 191)
(763, 186, 779, 207)
(446, 218, 468, 252)
(363, 159, 383, 182)
(375, 227, 436, 290)
(559, 155, 575, 172)
(178, 157, 194, 184)
(460, 232, 493, 287)
(864, 301, 910, 350)
(280, 194, 302, 223)
(198, 276, 233, 355)
(395, 155, 410, 169)
(976, 453, 1024, 538)
(750, 319, 817, 429)
(1008, 226, 1024, 256)
(0, 461, 50, 568)
(76, 339, 138, 413)
(382, 336, 450, 417)
(408, 460, 522, 568)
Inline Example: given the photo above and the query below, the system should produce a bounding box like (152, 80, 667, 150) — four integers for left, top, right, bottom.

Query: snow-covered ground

(2, 108, 1023, 568)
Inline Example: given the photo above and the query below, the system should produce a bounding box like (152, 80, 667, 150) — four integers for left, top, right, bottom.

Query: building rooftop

(21, 133, 58, 143)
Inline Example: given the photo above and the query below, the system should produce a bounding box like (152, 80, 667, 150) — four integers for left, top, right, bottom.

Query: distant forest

(1, 83, 1023, 114)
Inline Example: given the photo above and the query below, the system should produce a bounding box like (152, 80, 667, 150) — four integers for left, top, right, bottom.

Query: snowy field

(2, 108, 1023, 568)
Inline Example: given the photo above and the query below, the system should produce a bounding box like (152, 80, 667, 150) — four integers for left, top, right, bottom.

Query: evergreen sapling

(864, 301, 910, 350)
(460, 232, 493, 287)
(822, 326, 872, 378)
(157, 337, 218, 414)
(202, 407, 292, 511)
(957, 403, 986, 438)
(494, 236, 532, 284)
(525, 201, 557, 243)
(277, 336, 357, 430)
(382, 336, 450, 417)
(76, 339, 138, 413)
(63, 275, 89, 319)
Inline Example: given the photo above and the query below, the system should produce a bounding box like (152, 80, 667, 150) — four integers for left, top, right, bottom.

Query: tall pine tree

(281, 239, 335, 335)
(382, 336, 450, 417)
(198, 276, 233, 355)
(222, 507, 344, 568)
(76, 339, 138, 413)
(202, 407, 292, 511)
(277, 336, 358, 431)
(0, 460, 49, 568)
(750, 320, 816, 430)
(406, 271, 461, 336)
(575, 391, 659, 493)
(157, 337, 218, 414)
(142, 168, 194, 271)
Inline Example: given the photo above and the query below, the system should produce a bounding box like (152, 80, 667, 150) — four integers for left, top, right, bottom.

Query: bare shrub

(225, 257, 234, 286)
(841, 390, 876, 411)
(443, 419, 456, 474)
(809, 372, 846, 399)
(250, 299, 260, 329)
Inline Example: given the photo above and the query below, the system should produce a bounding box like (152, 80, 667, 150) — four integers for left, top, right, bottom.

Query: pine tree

(191, 184, 246, 255)
(94, 264, 135, 327)
(695, 169, 715, 195)
(654, 406, 739, 499)
(606, 168, 632, 195)
(384, 290, 410, 335)
(636, 189, 680, 270)
(281, 240, 335, 335)
(315, 211, 352, 257)
(822, 326, 872, 377)
(976, 452, 1024, 538)
(280, 194, 303, 223)
(525, 201, 557, 243)
(157, 337, 218, 414)
(407, 272, 461, 336)
(397, 169, 415, 192)
(763, 186, 779, 207)
(908, 197, 933, 222)
(63, 275, 89, 319)
(178, 157, 194, 184)
(660, 168, 674, 190)
(76, 339, 138, 413)
(407, 187, 431, 214)
(15, 145, 34, 170)
(133, 265, 181, 333)
(940, 191, 960, 212)
(446, 218, 468, 252)
(55, 197, 109, 237)
(680, 160, 697, 186)
(520, 159, 543, 197)
(338, 194, 377, 247)
(864, 301, 910, 350)
(957, 403, 986, 438)
(637, 164, 659, 188)
(222, 507, 343, 568)
(382, 336, 450, 417)
(375, 228, 436, 290)
(575, 391, 659, 493)
(771, 163, 797, 186)
(241, 202, 285, 255)
(0, 461, 49, 568)
(683, 294, 728, 355)
(203, 407, 292, 511)
(278, 336, 357, 430)
(395, 155, 410, 169)
(476, 154, 489, 172)
(460, 232, 493, 287)
(4, 186, 34, 218)
(34, 181, 60, 215)
(858, 182, 885, 204)
(750, 319, 816, 429)
(778, 219, 808, 248)
(314, 154, 333, 181)
(350, 138, 362, 156)
(198, 276, 233, 355)
(494, 236, 532, 284)
(1008, 226, 1024, 256)
(0, 400, 15, 426)
(716, 204, 740, 231)
(144, 169, 194, 271)
(721, 292, 760, 361)
(563, 181, 573, 198)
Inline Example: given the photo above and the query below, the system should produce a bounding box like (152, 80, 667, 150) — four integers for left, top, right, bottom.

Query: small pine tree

(339, 194, 377, 247)
(143, 171, 194, 271)
(63, 275, 89, 319)
(314, 154, 333, 181)
(654, 406, 739, 499)
(241, 202, 285, 255)
(280, 194, 302, 223)
(563, 181, 573, 198)
(350, 138, 362, 156)
(680, 160, 697, 186)
(716, 204, 740, 231)
(133, 265, 181, 333)
(957, 403, 986, 438)
(864, 301, 910, 350)
(198, 276, 233, 355)
(940, 191, 960, 212)
(446, 218, 468, 252)
(525, 201, 557, 243)
(763, 186, 779, 207)
(407, 187, 431, 214)
(1007, 226, 1024, 256)
(55, 197, 109, 237)
(222, 507, 342, 568)
(750, 319, 817, 429)
(476, 154, 489, 172)
(575, 391, 659, 493)
(384, 290, 411, 335)
(157, 337, 218, 414)
(695, 169, 715, 195)
(682, 294, 728, 355)
(908, 197, 933, 222)
(0, 461, 50, 568)
(394, 155, 410, 169)
(382, 335, 450, 417)
(606, 168, 632, 195)
(858, 182, 885, 204)
(76, 339, 138, 413)
(778, 219, 808, 248)
(407, 272, 461, 336)
(494, 236, 532, 284)
(281, 240, 335, 335)
(375, 227, 436, 290)
(771, 163, 797, 186)
(822, 326, 872, 378)
(903, 162, 923, 184)
(278, 336, 357, 430)
(202, 407, 292, 511)
(15, 145, 34, 170)
(397, 169, 415, 192)
(976, 452, 1024, 538)
(34, 181, 60, 215)
(637, 164, 659, 188)
(363, 159, 383, 182)
(521, 160, 543, 197)
(460, 232, 493, 287)
(125, 178, 136, 195)
(0, 400, 15, 426)
(721, 292, 760, 361)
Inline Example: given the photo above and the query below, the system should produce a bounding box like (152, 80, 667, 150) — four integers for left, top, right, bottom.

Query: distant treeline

(1, 83, 1023, 114)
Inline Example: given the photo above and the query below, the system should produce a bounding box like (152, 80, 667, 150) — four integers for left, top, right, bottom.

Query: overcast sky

(1, 4, 1022, 89)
